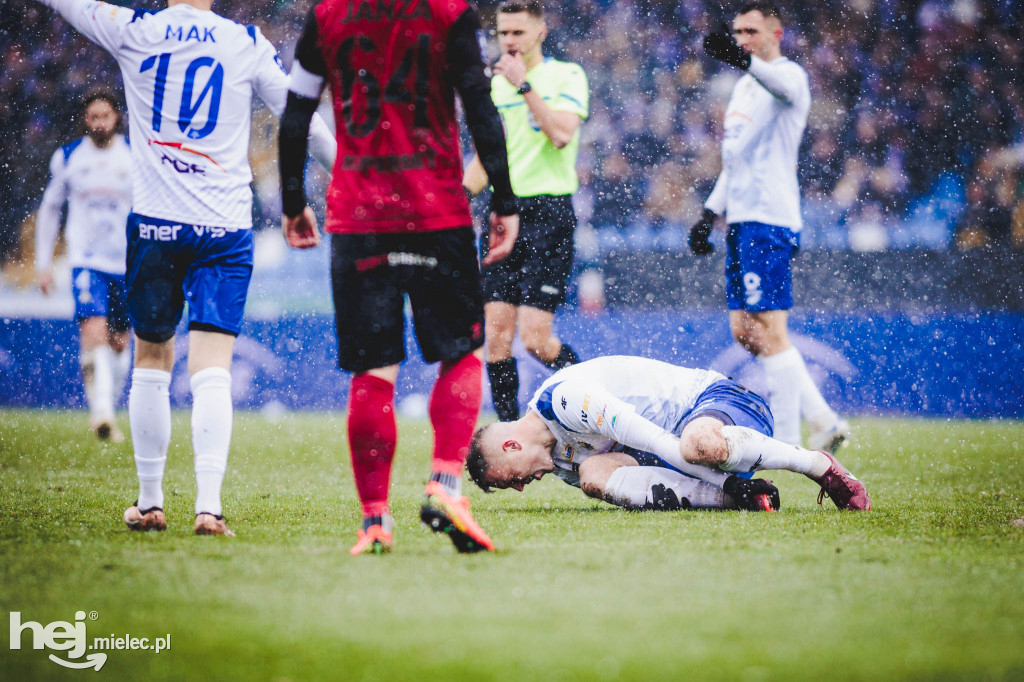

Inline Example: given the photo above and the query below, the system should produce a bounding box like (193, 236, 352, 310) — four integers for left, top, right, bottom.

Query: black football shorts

(481, 194, 577, 313)
(330, 227, 485, 373)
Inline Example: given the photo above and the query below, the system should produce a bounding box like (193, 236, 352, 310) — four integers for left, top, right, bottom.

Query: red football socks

(347, 374, 397, 517)
(429, 353, 483, 477)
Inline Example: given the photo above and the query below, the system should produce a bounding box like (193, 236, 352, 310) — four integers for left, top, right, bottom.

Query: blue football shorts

(627, 379, 775, 480)
(725, 221, 800, 312)
(71, 267, 129, 330)
(125, 212, 254, 343)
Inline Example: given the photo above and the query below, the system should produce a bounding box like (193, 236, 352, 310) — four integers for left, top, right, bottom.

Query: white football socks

(129, 368, 172, 510)
(720, 425, 830, 478)
(191, 367, 233, 517)
(91, 345, 115, 420)
(605, 466, 729, 509)
(795, 356, 839, 433)
(112, 347, 131, 406)
(758, 347, 802, 445)
(760, 346, 841, 442)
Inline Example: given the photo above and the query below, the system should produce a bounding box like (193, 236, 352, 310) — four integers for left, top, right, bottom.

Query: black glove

(703, 30, 751, 70)
(723, 475, 781, 511)
(689, 208, 717, 255)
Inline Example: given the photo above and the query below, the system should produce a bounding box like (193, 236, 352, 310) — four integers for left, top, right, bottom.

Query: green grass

(2, 411, 1023, 681)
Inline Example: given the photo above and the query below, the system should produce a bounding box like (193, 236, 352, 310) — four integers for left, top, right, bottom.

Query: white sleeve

(37, 0, 132, 54)
(720, 95, 777, 164)
(306, 112, 337, 171)
(251, 31, 336, 171)
(705, 168, 729, 216)
(747, 57, 808, 107)
(549, 380, 730, 486)
(35, 150, 67, 271)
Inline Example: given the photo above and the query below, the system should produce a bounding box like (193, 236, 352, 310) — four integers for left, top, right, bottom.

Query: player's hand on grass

(688, 208, 717, 256)
(37, 270, 54, 295)
(724, 475, 781, 511)
(282, 206, 320, 250)
(703, 29, 751, 70)
(483, 212, 519, 265)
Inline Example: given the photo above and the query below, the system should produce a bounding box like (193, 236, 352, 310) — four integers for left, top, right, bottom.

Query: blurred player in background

(690, 1, 850, 452)
(279, 0, 519, 554)
(468, 356, 870, 511)
(34, 0, 335, 535)
(463, 0, 587, 422)
(35, 88, 132, 442)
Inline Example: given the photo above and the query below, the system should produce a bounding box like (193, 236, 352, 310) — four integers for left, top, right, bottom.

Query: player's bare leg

(109, 328, 132, 436)
(126, 335, 174, 530)
(189, 331, 237, 536)
(485, 302, 520, 421)
(518, 305, 579, 370)
(679, 417, 870, 510)
(348, 364, 399, 555)
(421, 349, 495, 553)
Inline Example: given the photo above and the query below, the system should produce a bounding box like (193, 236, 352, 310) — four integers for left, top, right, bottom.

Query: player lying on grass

(467, 356, 871, 511)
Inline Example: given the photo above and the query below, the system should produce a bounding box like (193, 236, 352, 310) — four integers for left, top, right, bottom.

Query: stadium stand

(2, 0, 1023, 267)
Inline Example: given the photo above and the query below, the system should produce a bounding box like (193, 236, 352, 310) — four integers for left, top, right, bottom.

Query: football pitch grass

(1, 410, 1023, 681)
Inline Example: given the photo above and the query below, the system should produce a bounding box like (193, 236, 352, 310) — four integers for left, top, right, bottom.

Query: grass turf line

(1, 410, 1023, 681)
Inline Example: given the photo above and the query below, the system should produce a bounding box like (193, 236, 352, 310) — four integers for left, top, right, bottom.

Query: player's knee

(730, 323, 761, 354)
(680, 418, 728, 466)
(521, 332, 549, 358)
(79, 317, 108, 348)
(578, 458, 613, 499)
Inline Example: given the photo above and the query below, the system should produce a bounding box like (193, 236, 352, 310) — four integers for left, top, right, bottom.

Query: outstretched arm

(277, 7, 330, 248)
(35, 150, 67, 293)
(35, 0, 132, 53)
(545, 379, 730, 486)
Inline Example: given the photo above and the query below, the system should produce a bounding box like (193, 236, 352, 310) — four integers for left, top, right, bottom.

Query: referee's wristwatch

(516, 81, 532, 95)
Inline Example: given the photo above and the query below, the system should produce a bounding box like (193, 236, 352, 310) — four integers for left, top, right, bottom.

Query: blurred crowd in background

(3, 0, 1024, 274)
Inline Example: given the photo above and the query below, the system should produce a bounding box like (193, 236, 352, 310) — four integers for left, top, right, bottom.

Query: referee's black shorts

(330, 227, 484, 373)
(480, 194, 577, 313)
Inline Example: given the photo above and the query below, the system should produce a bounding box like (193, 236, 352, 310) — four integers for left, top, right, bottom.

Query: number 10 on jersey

(140, 53, 224, 140)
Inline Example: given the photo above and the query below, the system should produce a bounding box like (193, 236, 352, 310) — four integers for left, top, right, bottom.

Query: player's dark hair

(466, 425, 495, 494)
(498, 0, 544, 18)
(81, 87, 124, 133)
(737, 1, 782, 21)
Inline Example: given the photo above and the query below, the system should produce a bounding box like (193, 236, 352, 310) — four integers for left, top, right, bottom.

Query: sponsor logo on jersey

(160, 153, 206, 175)
(148, 140, 226, 172)
(355, 252, 439, 272)
(138, 223, 184, 241)
(340, 150, 443, 173)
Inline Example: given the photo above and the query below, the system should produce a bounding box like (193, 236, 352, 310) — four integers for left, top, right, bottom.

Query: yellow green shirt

(491, 58, 588, 197)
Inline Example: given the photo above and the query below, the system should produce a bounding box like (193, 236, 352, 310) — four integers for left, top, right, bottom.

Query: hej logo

(9, 610, 172, 671)
(9, 610, 106, 671)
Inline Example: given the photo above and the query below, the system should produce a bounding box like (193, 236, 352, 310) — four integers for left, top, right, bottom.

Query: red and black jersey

(291, 0, 514, 234)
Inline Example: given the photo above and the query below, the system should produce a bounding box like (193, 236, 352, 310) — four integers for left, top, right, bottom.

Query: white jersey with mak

(527, 356, 724, 486)
(36, 134, 132, 275)
(705, 56, 810, 231)
(40, 0, 335, 228)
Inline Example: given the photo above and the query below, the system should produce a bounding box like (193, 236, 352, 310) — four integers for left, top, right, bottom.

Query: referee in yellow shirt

(464, 0, 588, 422)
